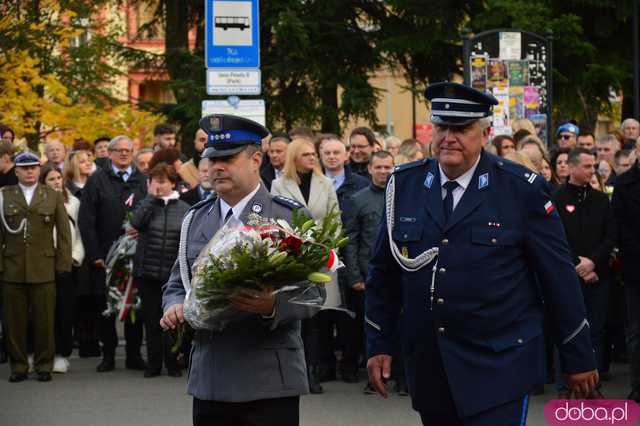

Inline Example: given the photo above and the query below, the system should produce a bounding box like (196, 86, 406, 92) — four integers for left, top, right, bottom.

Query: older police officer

(161, 115, 319, 426)
(365, 82, 598, 426)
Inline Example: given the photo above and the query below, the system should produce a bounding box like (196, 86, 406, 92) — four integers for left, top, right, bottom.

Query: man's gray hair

(44, 140, 65, 152)
(135, 147, 154, 158)
(108, 135, 133, 150)
(622, 118, 640, 130)
(479, 117, 492, 131)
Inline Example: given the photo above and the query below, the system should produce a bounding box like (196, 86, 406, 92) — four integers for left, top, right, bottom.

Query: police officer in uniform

(1, 152, 72, 382)
(365, 82, 598, 425)
(161, 115, 320, 426)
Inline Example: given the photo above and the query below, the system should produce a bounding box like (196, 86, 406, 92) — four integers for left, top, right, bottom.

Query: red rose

(282, 235, 303, 253)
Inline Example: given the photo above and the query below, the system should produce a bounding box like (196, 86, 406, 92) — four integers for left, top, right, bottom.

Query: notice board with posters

(463, 29, 553, 145)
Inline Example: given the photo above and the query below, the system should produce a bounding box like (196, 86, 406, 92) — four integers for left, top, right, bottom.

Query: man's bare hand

(228, 288, 275, 316)
(564, 369, 599, 398)
(367, 355, 392, 398)
(160, 304, 184, 330)
(576, 256, 595, 277)
(583, 271, 599, 284)
(352, 282, 365, 291)
(126, 227, 139, 238)
(94, 259, 106, 269)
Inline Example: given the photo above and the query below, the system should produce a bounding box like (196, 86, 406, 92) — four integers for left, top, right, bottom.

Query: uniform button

(441, 239, 449, 245)
(438, 327, 445, 334)
(439, 268, 446, 274)
(517, 338, 524, 344)
(437, 298, 444, 305)
(491, 238, 497, 244)
(403, 234, 408, 239)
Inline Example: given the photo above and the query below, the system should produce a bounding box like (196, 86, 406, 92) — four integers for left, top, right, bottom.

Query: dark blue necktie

(443, 181, 459, 222)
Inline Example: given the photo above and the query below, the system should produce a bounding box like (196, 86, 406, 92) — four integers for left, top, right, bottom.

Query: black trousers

(420, 395, 529, 426)
(138, 277, 177, 371)
(341, 288, 364, 373)
(94, 268, 143, 359)
(54, 270, 77, 357)
(193, 396, 299, 426)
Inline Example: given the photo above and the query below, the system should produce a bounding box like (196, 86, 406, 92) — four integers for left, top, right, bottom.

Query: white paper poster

(499, 32, 521, 60)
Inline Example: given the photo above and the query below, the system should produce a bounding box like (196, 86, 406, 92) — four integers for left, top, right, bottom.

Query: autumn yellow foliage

(0, 6, 164, 149)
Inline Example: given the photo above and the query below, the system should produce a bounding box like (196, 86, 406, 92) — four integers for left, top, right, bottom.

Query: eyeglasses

(110, 148, 133, 154)
(350, 144, 370, 150)
(559, 134, 574, 140)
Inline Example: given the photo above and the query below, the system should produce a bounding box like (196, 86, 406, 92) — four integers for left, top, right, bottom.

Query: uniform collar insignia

(424, 172, 435, 189)
(478, 173, 489, 189)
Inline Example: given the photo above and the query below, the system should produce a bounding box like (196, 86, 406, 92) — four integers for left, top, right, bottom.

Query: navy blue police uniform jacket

(365, 151, 596, 417)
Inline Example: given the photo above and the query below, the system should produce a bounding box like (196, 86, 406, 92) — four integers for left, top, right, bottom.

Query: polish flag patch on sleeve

(544, 200, 555, 214)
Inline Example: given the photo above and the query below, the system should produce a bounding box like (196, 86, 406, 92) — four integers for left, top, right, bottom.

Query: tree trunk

(320, 83, 339, 134)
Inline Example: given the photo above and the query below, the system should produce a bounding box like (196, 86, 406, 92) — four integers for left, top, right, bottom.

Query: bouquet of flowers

(181, 208, 347, 334)
(103, 233, 141, 322)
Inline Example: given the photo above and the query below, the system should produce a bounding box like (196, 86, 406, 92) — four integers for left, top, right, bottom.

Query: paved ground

(0, 351, 632, 426)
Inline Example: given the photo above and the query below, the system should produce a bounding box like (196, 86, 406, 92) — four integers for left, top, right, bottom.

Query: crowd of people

(0, 115, 638, 403)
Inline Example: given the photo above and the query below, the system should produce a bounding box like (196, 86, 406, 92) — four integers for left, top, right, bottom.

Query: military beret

(556, 123, 580, 137)
(14, 151, 41, 167)
(199, 114, 270, 159)
(425, 82, 498, 126)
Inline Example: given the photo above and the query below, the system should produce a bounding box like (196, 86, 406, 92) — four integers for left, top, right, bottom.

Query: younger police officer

(1, 152, 72, 382)
(365, 82, 598, 425)
(161, 115, 320, 426)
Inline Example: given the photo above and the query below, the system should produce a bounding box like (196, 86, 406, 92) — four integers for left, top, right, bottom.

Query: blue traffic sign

(205, 0, 260, 69)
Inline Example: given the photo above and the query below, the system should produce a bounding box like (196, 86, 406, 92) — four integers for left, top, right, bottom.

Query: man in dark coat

(346, 127, 375, 180)
(552, 147, 616, 397)
(612, 155, 640, 401)
(260, 134, 289, 191)
(78, 135, 148, 373)
(180, 157, 214, 206)
(342, 151, 396, 389)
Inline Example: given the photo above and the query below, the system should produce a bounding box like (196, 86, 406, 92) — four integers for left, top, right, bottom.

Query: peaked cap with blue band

(425, 82, 499, 126)
(14, 151, 41, 167)
(199, 114, 270, 159)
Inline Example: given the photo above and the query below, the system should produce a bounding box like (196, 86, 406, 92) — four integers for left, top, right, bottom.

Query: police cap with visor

(14, 152, 41, 167)
(425, 82, 499, 126)
(200, 114, 270, 159)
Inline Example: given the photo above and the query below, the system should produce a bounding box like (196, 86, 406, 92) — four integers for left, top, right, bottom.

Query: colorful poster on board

(487, 59, 509, 89)
(524, 86, 540, 118)
(509, 86, 524, 120)
(470, 55, 488, 91)
(507, 60, 529, 86)
(492, 87, 511, 135)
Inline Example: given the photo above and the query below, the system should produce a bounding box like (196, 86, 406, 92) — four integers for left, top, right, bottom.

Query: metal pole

(462, 28, 471, 86)
(634, 0, 639, 119)
(412, 78, 416, 139)
(546, 30, 554, 146)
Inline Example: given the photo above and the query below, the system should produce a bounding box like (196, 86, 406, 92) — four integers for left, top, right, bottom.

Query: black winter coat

(130, 195, 190, 282)
(552, 182, 616, 281)
(612, 162, 640, 285)
(78, 163, 147, 263)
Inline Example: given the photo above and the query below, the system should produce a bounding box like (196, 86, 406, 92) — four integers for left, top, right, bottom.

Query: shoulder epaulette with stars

(272, 195, 303, 210)
(393, 158, 429, 174)
(495, 158, 539, 184)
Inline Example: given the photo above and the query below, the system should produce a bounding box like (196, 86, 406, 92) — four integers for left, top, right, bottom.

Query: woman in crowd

(395, 138, 425, 165)
(550, 148, 571, 189)
(40, 164, 85, 373)
(270, 138, 339, 394)
(149, 148, 190, 192)
(503, 151, 537, 172)
(385, 136, 401, 157)
(492, 135, 517, 157)
(540, 155, 553, 183)
(130, 162, 190, 378)
(597, 159, 614, 183)
(65, 150, 94, 198)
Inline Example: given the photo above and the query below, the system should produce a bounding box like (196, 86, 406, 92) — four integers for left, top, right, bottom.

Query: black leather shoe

(342, 370, 359, 383)
(143, 369, 161, 378)
(627, 388, 640, 403)
(36, 372, 52, 382)
(8, 372, 28, 383)
(0, 341, 7, 364)
(96, 359, 115, 372)
(531, 384, 545, 396)
(308, 370, 323, 394)
(167, 369, 183, 378)
(394, 380, 409, 396)
(125, 356, 147, 371)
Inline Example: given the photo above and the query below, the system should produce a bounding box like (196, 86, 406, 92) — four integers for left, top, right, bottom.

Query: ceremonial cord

(385, 174, 438, 272)
(178, 209, 196, 292)
(0, 189, 27, 235)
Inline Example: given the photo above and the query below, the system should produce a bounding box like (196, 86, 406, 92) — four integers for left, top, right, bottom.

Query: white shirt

(438, 154, 481, 211)
(19, 183, 37, 206)
(219, 184, 261, 227)
(275, 168, 284, 180)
